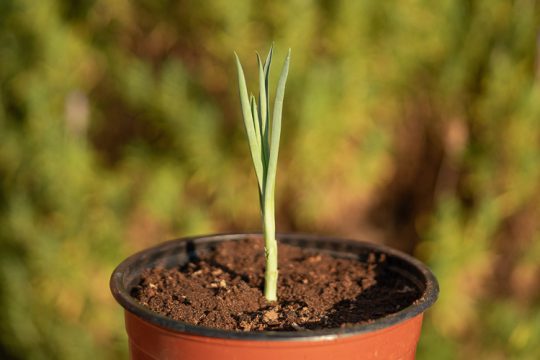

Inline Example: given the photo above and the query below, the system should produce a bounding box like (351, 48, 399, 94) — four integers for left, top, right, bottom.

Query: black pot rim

(110, 233, 439, 341)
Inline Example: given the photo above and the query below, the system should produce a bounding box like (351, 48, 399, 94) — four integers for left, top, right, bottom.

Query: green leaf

(264, 48, 290, 210)
(256, 53, 269, 168)
(250, 94, 264, 196)
(262, 45, 273, 163)
(234, 52, 264, 190)
(250, 94, 261, 151)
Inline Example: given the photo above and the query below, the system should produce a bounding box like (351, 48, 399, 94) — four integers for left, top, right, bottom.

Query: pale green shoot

(234, 45, 291, 302)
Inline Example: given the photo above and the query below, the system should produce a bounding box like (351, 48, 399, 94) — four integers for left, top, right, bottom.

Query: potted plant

(110, 46, 439, 360)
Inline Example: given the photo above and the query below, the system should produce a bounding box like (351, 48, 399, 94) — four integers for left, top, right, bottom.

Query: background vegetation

(1, 0, 539, 358)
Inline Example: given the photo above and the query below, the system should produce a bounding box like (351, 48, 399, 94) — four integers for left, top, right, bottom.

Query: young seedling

(234, 45, 291, 302)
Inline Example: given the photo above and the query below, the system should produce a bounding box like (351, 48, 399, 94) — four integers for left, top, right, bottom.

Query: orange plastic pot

(111, 234, 439, 360)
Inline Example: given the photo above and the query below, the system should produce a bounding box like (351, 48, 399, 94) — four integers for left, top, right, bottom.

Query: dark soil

(132, 238, 421, 331)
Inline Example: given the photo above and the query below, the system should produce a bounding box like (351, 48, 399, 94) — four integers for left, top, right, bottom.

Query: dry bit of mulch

(132, 238, 421, 331)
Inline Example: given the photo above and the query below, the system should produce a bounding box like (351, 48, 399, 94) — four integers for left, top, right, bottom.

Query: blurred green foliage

(1, 0, 539, 359)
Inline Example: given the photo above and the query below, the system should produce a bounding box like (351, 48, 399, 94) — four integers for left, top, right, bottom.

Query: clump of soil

(132, 238, 420, 331)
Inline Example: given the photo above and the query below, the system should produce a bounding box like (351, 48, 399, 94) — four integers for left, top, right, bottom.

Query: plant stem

(263, 203, 278, 301)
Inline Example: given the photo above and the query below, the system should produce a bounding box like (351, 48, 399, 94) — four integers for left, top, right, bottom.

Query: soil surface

(132, 238, 421, 331)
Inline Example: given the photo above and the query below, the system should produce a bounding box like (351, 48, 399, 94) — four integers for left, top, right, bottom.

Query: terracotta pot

(110, 233, 439, 360)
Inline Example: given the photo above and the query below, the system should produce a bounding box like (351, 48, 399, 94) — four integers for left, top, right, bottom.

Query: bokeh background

(1, 0, 539, 358)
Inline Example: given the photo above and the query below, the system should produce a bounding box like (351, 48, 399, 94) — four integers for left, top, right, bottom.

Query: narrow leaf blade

(264, 49, 290, 208)
(234, 52, 264, 190)
(256, 53, 269, 168)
